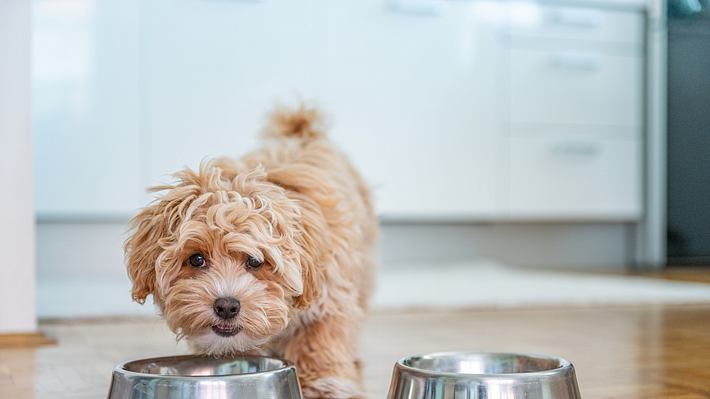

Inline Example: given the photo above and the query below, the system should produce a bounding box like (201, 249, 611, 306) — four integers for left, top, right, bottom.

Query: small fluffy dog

(124, 103, 378, 398)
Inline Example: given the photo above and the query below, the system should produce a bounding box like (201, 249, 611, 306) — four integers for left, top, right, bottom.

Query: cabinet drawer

(509, 5, 643, 45)
(506, 136, 641, 219)
(509, 48, 642, 127)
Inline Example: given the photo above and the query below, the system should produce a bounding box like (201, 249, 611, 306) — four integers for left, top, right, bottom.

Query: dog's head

(124, 158, 324, 355)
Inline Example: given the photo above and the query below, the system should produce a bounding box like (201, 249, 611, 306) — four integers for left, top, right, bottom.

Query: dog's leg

(285, 316, 365, 399)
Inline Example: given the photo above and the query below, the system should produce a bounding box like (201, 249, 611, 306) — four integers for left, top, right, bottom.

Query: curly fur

(124, 102, 378, 398)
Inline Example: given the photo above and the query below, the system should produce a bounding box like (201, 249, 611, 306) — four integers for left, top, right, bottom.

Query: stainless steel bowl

(387, 352, 581, 399)
(108, 354, 302, 399)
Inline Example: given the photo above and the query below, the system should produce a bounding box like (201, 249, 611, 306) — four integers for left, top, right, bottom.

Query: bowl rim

(113, 354, 296, 380)
(395, 351, 574, 380)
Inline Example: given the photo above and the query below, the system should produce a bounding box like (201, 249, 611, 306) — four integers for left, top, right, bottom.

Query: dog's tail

(262, 102, 327, 141)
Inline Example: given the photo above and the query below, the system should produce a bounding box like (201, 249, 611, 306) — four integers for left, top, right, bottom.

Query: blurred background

(3, 0, 710, 332)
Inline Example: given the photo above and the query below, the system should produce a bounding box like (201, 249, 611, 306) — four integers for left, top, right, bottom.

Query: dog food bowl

(107, 354, 302, 399)
(387, 352, 581, 399)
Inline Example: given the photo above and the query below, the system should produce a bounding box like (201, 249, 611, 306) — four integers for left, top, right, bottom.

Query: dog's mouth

(211, 323, 241, 337)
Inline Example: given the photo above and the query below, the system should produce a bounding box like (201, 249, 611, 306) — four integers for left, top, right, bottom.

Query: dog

(124, 103, 378, 398)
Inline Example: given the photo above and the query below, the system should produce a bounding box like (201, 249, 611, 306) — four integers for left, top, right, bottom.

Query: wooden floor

(1, 304, 710, 398)
(638, 266, 710, 285)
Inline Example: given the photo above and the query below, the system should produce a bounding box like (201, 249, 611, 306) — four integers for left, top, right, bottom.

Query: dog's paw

(301, 376, 364, 399)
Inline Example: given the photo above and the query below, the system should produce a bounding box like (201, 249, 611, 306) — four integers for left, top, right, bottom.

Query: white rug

(373, 261, 710, 309)
(38, 261, 710, 318)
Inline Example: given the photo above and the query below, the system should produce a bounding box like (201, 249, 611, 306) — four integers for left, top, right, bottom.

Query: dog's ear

(124, 204, 166, 304)
(289, 199, 327, 310)
(292, 255, 325, 310)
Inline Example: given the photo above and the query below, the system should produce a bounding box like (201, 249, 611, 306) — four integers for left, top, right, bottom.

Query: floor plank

(0, 333, 55, 349)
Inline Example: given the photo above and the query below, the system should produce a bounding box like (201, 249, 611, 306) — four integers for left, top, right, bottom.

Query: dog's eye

(246, 255, 263, 270)
(188, 253, 207, 268)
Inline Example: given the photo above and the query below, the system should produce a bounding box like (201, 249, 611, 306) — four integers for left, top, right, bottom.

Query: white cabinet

(508, 5, 643, 45)
(509, 48, 642, 128)
(146, 0, 507, 218)
(503, 5, 643, 220)
(32, 0, 144, 216)
(144, 1, 645, 220)
(506, 135, 641, 218)
(144, 0, 321, 185)
(316, 0, 505, 217)
(32, 0, 647, 222)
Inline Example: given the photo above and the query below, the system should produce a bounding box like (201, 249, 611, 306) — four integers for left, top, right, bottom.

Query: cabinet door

(509, 5, 643, 45)
(33, 0, 143, 216)
(509, 47, 642, 128)
(506, 134, 641, 219)
(315, 0, 506, 218)
(145, 0, 322, 186)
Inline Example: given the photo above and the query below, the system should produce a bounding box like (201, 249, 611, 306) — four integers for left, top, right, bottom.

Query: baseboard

(0, 332, 56, 348)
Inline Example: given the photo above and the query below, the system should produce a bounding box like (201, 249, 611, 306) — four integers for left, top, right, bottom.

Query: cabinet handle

(387, 0, 442, 16)
(549, 141, 601, 157)
(548, 55, 600, 72)
(546, 11, 599, 29)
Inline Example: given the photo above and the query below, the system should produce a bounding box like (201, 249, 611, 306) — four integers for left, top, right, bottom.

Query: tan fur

(124, 102, 378, 398)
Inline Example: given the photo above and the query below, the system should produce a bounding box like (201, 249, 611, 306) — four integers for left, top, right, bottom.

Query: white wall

(0, 0, 37, 333)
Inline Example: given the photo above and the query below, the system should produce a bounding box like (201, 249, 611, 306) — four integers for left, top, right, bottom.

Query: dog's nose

(213, 297, 240, 320)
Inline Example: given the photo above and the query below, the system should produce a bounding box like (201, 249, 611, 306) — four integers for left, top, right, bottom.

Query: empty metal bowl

(387, 352, 581, 399)
(108, 354, 302, 399)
